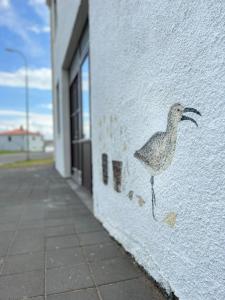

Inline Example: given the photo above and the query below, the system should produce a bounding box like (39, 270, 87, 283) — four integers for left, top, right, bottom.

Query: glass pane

(81, 56, 90, 139)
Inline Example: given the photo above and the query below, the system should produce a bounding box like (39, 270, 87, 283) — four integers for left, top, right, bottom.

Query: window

(56, 83, 60, 135)
(69, 25, 92, 192)
(81, 56, 90, 139)
(8, 136, 11, 142)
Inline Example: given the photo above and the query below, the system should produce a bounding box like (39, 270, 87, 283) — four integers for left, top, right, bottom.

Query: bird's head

(169, 103, 201, 127)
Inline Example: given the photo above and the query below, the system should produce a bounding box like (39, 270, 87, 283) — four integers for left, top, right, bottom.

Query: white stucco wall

(89, 1, 225, 299)
(50, 0, 81, 176)
(0, 135, 44, 151)
(28, 135, 44, 152)
(0, 135, 25, 151)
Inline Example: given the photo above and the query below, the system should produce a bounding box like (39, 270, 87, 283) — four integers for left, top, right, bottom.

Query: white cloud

(82, 79, 89, 92)
(40, 103, 52, 110)
(0, 68, 52, 90)
(28, 25, 50, 34)
(0, 0, 48, 56)
(0, 0, 44, 56)
(0, 110, 53, 139)
(28, 0, 49, 24)
(29, 0, 45, 4)
(0, 0, 10, 9)
(82, 71, 89, 92)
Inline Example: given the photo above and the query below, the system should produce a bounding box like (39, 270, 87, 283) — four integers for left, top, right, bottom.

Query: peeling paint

(163, 212, 177, 228)
(98, 119, 102, 127)
(136, 195, 145, 207)
(127, 190, 134, 200)
(102, 153, 108, 185)
(122, 143, 127, 151)
(112, 160, 123, 192)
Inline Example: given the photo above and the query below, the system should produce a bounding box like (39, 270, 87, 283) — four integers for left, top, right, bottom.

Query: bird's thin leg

(151, 176, 156, 206)
(150, 176, 157, 221)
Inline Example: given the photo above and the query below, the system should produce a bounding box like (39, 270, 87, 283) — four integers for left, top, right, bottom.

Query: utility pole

(5, 48, 30, 160)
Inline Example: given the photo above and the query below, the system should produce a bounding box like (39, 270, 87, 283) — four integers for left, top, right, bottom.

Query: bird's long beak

(183, 107, 201, 116)
(181, 107, 201, 127)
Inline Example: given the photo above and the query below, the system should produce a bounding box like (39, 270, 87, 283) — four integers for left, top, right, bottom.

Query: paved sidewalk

(0, 165, 166, 300)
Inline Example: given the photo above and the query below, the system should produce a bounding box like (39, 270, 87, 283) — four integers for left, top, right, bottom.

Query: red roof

(0, 127, 41, 136)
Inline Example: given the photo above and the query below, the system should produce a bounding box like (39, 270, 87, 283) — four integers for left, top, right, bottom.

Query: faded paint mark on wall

(112, 160, 123, 192)
(127, 190, 134, 200)
(123, 143, 127, 151)
(102, 153, 108, 185)
(136, 195, 145, 207)
(163, 212, 177, 228)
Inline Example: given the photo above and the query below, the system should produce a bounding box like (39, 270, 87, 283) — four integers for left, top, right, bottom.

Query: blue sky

(0, 0, 52, 139)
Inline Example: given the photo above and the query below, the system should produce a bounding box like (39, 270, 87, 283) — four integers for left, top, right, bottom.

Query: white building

(0, 126, 44, 152)
(47, 1, 225, 299)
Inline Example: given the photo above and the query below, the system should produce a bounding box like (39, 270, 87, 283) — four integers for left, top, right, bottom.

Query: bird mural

(134, 103, 201, 220)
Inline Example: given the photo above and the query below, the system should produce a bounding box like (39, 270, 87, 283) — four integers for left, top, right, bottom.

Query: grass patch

(0, 150, 22, 155)
(0, 157, 54, 169)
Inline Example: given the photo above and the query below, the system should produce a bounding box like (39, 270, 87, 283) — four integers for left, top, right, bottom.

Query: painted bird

(134, 103, 201, 220)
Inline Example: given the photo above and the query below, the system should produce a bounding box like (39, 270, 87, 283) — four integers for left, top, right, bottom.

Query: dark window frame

(69, 23, 92, 192)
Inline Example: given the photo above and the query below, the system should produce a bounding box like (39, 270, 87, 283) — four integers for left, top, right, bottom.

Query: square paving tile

(0, 213, 21, 224)
(47, 288, 99, 300)
(90, 257, 141, 285)
(83, 242, 124, 262)
(46, 234, 80, 250)
(2, 251, 44, 275)
(74, 215, 98, 225)
(0, 231, 14, 256)
(74, 219, 103, 233)
(0, 270, 44, 298)
(46, 207, 90, 218)
(44, 218, 75, 227)
(46, 263, 94, 294)
(78, 231, 111, 246)
(45, 225, 75, 237)
(20, 219, 44, 229)
(99, 277, 166, 300)
(0, 222, 17, 232)
(47, 247, 85, 268)
(10, 229, 44, 255)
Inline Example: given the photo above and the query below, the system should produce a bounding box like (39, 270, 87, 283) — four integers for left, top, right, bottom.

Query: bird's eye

(177, 108, 180, 112)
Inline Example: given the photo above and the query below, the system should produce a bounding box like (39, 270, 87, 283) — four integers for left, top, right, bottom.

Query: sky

(0, 0, 52, 139)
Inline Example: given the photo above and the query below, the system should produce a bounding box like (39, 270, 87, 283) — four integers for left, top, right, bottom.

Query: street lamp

(5, 48, 30, 160)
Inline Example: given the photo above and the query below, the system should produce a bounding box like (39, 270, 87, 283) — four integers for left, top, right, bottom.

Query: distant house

(0, 126, 44, 152)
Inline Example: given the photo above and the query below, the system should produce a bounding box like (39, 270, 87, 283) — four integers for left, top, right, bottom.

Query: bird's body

(134, 130, 177, 176)
(134, 103, 201, 220)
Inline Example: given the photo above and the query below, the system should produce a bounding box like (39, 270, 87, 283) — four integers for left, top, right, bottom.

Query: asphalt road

(0, 151, 53, 165)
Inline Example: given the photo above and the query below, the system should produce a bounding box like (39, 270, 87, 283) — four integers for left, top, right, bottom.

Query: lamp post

(5, 48, 30, 160)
